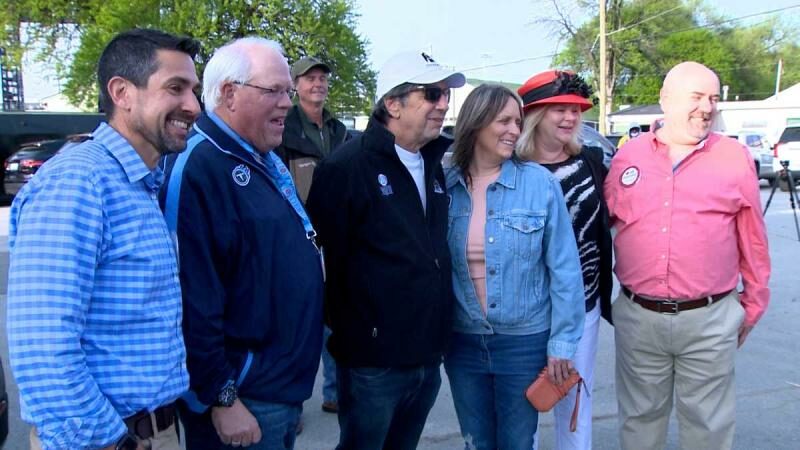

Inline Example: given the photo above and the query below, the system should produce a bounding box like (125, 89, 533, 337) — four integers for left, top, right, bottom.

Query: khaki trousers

(30, 423, 180, 450)
(613, 290, 744, 450)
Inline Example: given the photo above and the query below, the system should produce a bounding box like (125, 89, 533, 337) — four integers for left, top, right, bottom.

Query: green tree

(0, 0, 375, 115)
(534, 0, 800, 111)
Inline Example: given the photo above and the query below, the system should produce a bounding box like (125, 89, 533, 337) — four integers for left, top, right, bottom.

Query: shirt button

(488, 209, 495, 216)
(488, 237, 495, 244)
(666, 176, 671, 181)
(490, 303, 497, 308)
(662, 227, 667, 232)
(661, 254, 666, 259)
(664, 201, 669, 207)
(490, 186, 497, 191)
(488, 268, 496, 275)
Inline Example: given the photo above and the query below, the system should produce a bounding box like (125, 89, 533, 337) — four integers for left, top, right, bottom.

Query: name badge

(620, 166, 640, 187)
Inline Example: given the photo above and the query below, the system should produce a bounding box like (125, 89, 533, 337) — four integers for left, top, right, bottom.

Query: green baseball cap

(291, 57, 331, 79)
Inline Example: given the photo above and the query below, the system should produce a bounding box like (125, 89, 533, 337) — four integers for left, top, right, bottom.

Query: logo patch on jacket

(433, 180, 444, 194)
(378, 173, 393, 196)
(232, 164, 251, 186)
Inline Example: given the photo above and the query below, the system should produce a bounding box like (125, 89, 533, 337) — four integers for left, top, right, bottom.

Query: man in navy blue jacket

(160, 37, 323, 450)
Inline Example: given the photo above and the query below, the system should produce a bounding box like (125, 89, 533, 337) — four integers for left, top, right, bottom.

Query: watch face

(217, 383, 238, 407)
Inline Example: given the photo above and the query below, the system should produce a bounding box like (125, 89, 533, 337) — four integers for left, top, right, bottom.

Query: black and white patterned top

(541, 155, 601, 309)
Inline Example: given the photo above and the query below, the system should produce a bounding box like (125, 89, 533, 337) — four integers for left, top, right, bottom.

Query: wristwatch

(115, 431, 139, 450)
(214, 379, 238, 407)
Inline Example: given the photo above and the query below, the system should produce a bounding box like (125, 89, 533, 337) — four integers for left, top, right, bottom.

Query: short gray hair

(370, 83, 413, 125)
(202, 37, 285, 108)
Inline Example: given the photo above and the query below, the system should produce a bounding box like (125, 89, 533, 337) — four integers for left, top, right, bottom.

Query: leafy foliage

(535, 0, 800, 109)
(0, 0, 376, 115)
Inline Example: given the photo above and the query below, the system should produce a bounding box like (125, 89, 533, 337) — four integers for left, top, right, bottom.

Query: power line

(460, 4, 800, 75)
(606, 5, 683, 36)
(612, 6, 800, 47)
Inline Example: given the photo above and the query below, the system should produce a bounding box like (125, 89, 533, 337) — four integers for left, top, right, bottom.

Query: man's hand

(211, 399, 262, 447)
(547, 356, 574, 385)
(738, 324, 754, 348)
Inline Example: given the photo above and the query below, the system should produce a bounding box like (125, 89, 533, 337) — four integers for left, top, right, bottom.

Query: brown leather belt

(123, 402, 176, 440)
(622, 286, 731, 314)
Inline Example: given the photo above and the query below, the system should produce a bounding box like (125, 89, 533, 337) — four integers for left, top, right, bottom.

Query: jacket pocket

(501, 211, 546, 260)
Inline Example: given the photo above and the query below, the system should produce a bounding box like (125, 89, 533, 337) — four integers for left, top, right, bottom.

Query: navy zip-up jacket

(159, 113, 323, 407)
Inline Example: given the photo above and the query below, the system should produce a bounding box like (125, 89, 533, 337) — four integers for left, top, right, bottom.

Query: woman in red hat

(444, 83, 585, 449)
(516, 70, 614, 450)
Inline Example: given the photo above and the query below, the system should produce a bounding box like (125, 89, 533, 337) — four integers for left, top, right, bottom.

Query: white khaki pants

(553, 302, 600, 450)
(613, 290, 744, 450)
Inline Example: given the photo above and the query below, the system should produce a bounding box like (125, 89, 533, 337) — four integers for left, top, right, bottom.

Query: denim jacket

(445, 159, 585, 359)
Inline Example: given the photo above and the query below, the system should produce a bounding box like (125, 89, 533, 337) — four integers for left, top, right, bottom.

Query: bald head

(661, 61, 719, 96)
(658, 61, 720, 146)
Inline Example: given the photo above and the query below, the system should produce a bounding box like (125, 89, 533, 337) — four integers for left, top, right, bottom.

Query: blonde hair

(516, 104, 582, 161)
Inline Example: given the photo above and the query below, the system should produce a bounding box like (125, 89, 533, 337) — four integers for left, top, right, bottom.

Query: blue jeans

(322, 326, 337, 403)
(178, 398, 302, 450)
(336, 363, 441, 450)
(444, 331, 549, 450)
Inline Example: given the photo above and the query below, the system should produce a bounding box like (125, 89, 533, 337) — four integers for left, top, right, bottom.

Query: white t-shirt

(395, 144, 426, 213)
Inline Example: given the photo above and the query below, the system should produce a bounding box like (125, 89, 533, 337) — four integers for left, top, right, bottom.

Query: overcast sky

(17, 0, 800, 102)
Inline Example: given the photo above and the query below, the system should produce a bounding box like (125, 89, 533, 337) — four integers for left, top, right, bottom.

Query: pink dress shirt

(605, 132, 770, 326)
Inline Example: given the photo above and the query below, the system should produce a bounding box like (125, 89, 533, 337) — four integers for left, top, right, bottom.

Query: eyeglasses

(409, 85, 451, 103)
(234, 81, 297, 99)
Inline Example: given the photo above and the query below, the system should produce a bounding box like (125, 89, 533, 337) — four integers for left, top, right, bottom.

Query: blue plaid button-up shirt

(6, 123, 188, 450)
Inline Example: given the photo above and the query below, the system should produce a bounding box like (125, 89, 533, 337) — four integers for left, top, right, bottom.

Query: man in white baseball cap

(305, 52, 464, 449)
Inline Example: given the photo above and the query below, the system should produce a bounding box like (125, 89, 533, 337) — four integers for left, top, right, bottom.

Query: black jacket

(275, 104, 348, 202)
(306, 120, 455, 368)
(578, 148, 614, 325)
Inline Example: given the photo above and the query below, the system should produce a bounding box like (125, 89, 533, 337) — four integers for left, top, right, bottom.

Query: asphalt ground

(0, 182, 798, 449)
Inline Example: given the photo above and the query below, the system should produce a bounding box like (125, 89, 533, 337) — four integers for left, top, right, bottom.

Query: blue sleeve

(6, 170, 127, 449)
(541, 175, 586, 360)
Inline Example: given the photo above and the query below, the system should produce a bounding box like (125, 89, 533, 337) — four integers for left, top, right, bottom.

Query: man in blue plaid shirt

(6, 29, 201, 450)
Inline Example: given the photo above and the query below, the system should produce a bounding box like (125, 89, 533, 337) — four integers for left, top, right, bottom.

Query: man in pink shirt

(605, 61, 770, 450)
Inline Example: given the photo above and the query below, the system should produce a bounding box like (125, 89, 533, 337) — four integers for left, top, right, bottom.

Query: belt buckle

(658, 300, 679, 315)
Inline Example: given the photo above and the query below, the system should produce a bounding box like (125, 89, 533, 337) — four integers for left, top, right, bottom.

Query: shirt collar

(93, 122, 161, 189)
(495, 159, 519, 189)
(296, 104, 333, 127)
(650, 130, 718, 153)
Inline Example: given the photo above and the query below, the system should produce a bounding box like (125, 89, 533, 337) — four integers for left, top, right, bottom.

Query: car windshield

(579, 125, 615, 168)
(12, 140, 65, 159)
(779, 127, 800, 142)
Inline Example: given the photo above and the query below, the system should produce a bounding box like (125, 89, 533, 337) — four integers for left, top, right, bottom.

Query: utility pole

(599, 0, 607, 134)
(774, 59, 783, 99)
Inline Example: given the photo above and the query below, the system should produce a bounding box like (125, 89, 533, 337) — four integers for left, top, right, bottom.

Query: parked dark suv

(3, 134, 91, 197)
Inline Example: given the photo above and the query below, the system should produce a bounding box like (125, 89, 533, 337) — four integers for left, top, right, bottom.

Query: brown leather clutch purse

(525, 368, 585, 431)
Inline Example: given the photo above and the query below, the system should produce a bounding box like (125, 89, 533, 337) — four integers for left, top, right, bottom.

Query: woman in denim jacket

(444, 83, 585, 450)
(517, 70, 613, 450)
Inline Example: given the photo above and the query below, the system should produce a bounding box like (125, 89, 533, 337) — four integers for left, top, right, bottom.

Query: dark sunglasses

(409, 85, 451, 103)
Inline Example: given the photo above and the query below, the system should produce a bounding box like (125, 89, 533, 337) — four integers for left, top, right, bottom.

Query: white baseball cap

(375, 51, 466, 102)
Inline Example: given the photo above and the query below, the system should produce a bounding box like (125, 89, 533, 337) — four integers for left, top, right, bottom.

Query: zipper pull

(372, 328, 378, 338)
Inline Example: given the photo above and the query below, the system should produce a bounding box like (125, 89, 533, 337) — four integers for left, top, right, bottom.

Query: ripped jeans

(444, 331, 549, 450)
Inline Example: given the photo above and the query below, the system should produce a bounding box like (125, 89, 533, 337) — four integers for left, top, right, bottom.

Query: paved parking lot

(1, 182, 799, 449)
